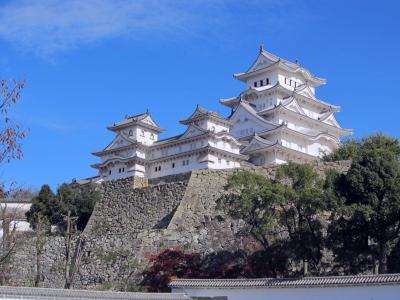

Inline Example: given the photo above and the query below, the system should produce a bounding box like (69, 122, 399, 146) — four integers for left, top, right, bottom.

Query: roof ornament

(259, 43, 265, 53)
(295, 58, 301, 66)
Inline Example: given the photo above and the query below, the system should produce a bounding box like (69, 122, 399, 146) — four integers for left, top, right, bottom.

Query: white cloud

(0, 0, 297, 58)
(0, 0, 209, 56)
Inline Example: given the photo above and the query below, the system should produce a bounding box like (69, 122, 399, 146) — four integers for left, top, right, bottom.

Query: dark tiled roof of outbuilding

(169, 274, 400, 289)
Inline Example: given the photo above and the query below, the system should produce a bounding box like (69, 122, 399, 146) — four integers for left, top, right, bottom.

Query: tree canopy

(26, 183, 100, 232)
(323, 133, 400, 162)
(327, 136, 400, 274)
(218, 163, 328, 276)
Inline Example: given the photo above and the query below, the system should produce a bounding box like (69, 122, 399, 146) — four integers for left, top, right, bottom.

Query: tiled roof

(0, 286, 189, 300)
(169, 274, 400, 289)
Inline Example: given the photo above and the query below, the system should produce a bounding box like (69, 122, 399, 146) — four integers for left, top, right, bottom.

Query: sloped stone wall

(7, 161, 351, 289)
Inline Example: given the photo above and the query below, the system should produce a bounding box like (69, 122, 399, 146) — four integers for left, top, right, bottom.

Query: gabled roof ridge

(234, 100, 279, 128)
(180, 105, 231, 125)
(259, 105, 353, 135)
(259, 124, 339, 142)
(234, 47, 326, 85)
(108, 111, 165, 132)
(97, 132, 136, 153)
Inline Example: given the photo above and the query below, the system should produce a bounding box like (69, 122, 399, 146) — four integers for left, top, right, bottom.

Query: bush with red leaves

(142, 249, 204, 292)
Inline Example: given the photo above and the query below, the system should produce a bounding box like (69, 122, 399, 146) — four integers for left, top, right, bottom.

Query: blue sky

(0, 0, 399, 190)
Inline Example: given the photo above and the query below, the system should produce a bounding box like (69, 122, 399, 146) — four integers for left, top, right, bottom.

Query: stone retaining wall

(8, 161, 351, 289)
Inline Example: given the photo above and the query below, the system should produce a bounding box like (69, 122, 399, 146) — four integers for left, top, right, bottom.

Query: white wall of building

(245, 69, 278, 89)
(173, 285, 400, 300)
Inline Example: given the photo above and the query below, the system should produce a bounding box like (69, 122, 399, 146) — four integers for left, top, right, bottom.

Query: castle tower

(221, 45, 353, 165)
(91, 112, 165, 180)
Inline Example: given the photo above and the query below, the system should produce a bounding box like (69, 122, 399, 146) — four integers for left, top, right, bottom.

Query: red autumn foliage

(141, 246, 294, 292)
(0, 79, 27, 164)
(142, 248, 204, 292)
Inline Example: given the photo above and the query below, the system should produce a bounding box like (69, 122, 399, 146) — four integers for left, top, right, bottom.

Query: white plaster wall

(308, 138, 337, 157)
(205, 120, 229, 133)
(147, 154, 205, 178)
(278, 71, 305, 90)
(128, 163, 146, 177)
(0, 220, 32, 238)
(207, 153, 241, 170)
(103, 163, 130, 180)
(230, 108, 273, 139)
(280, 133, 308, 153)
(252, 95, 277, 112)
(134, 127, 158, 146)
(173, 285, 400, 300)
(245, 69, 278, 89)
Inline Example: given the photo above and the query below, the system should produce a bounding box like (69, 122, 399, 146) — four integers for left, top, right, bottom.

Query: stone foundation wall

(8, 161, 351, 289)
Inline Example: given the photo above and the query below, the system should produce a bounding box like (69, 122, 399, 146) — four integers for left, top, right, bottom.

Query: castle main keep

(90, 46, 352, 182)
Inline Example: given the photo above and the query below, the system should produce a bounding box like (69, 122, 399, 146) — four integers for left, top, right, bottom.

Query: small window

(289, 79, 292, 86)
(260, 80, 263, 86)
(159, 166, 161, 171)
(254, 81, 257, 87)
(186, 159, 189, 165)
(218, 158, 222, 164)
(155, 167, 157, 172)
(118, 168, 121, 173)
(266, 78, 270, 85)
(129, 130, 133, 136)
(284, 77, 287, 84)
(172, 163, 175, 168)
(227, 160, 230, 166)
(140, 130, 145, 137)
(122, 168, 125, 172)
(150, 133, 154, 140)
(109, 170, 111, 175)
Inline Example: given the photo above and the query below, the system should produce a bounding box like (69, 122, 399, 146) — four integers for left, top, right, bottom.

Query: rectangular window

(186, 160, 189, 165)
(182, 160, 185, 166)
(122, 168, 125, 172)
(260, 80, 263, 86)
(227, 160, 230, 166)
(266, 78, 270, 85)
(109, 170, 111, 175)
(172, 163, 175, 168)
(218, 158, 222, 164)
(254, 81, 257, 87)
(159, 166, 161, 171)
(284, 77, 287, 84)
(155, 167, 157, 172)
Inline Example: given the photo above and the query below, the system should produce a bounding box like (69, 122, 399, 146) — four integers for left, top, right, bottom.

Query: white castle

(90, 46, 352, 181)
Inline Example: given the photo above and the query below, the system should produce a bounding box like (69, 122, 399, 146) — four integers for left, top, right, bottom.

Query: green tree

(323, 139, 361, 161)
(57, 183, 99, 231)
(275, 162, 326, 274)
(26, 184, 61, 231)
(217, 171, 284, 276)
(217, 171, 280, 251)
(323, 133, 400, 162)
(57, 183, 99, 289)
(327, 140, 400, 274)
